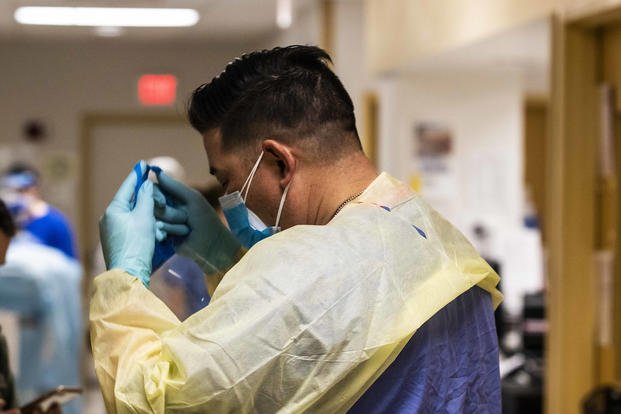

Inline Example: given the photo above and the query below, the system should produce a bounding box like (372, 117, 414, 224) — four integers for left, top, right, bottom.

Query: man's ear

(261, 139, 296, 189)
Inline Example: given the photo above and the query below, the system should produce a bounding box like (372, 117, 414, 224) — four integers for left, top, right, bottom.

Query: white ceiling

(0, 0, 315, 42)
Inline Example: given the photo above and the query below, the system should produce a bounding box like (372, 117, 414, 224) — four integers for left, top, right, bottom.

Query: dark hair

(0, 199, 16, 238)
(187, 45, 361, 160)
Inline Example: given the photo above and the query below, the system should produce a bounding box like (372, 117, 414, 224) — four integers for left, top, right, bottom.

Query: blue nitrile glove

(154, 171, 242, 274)
(152, 181, 189, 244)
(99, 161, 155, 287)
(135, 164, 190, 271)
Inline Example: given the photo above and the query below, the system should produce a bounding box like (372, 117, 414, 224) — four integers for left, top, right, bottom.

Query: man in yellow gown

(91, 45, 502, 413)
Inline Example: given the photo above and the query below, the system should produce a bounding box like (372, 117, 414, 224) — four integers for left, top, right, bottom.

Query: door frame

(78, 112, 187, 275)
(547, 7, 621, 413)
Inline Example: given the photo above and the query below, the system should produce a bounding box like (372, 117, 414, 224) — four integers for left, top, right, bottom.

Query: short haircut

(187, 45, 361, 161)
(0, 199, 16, 238)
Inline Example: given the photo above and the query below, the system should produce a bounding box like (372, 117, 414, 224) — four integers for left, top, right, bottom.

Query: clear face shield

(149, 253, 211, 320)
(148, 152, 289, 321)
(124, 162, 208, 321)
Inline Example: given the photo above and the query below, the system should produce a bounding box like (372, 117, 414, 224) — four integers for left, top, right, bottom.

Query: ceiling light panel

(14, 7, 200, 27)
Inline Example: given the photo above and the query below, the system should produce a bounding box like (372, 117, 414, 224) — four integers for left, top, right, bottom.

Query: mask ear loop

(274, 182, 290, 229)
(240, 151, 265, 202)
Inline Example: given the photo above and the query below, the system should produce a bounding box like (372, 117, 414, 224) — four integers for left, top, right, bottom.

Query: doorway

(79, 112, 212, 277)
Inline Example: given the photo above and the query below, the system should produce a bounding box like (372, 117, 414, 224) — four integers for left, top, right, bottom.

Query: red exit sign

(138, 74, 177, 106)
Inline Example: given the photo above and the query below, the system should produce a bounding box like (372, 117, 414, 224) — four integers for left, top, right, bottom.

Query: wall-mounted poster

(413, 122, 457, 212)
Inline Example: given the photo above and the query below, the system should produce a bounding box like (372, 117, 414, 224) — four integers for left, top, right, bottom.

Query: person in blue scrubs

(0, 199, 72, 414)
(1, 164, 77, 259)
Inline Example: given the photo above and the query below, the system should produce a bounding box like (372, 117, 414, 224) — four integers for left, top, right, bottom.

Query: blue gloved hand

(154, 171, 242, 274)
(99, 161, 155, 287)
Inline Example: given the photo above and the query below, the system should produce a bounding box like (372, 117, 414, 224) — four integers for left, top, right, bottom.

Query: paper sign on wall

(413, 122, 457, 211)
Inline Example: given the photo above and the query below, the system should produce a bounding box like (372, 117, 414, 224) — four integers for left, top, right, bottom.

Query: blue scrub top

(350, 286, 501, 414)
(25, 206, 77, 259)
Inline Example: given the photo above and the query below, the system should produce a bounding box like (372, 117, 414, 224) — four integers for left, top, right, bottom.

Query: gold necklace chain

(333, 190, 364, 218)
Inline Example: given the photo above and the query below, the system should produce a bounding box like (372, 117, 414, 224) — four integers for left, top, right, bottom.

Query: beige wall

(0, 38, 265, 258)
(332, 0, 374, 154)
(564, 0, 621, 19)
(365, 0, 621, 74)
(366, 0, 556, 73)
(265, 1, 322, 47)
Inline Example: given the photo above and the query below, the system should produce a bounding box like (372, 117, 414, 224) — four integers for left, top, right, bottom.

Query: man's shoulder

(250, 202, 422, 269)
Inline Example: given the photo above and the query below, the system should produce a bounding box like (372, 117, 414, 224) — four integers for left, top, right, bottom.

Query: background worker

(0, 165, 82, 414)
(91, 45, 502, 413)
(1, 163, 77, 260)
(0, 199, 65, 414)
(0, 199, 18, 414)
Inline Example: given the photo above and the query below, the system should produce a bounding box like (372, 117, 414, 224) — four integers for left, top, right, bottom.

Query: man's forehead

(202, 129, 223, 169)
(203, 129, 248, 178)
(202, 128, 222, 151)
(202, 128, 254, 175)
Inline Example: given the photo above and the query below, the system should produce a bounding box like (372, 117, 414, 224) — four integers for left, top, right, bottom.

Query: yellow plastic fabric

(90, 172, 501, 413)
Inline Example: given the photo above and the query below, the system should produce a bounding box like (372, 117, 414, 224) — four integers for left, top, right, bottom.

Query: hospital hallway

(0, 1, 621, 413)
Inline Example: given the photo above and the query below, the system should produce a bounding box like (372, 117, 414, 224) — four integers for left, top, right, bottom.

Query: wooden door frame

(547, 7, 621, 413)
